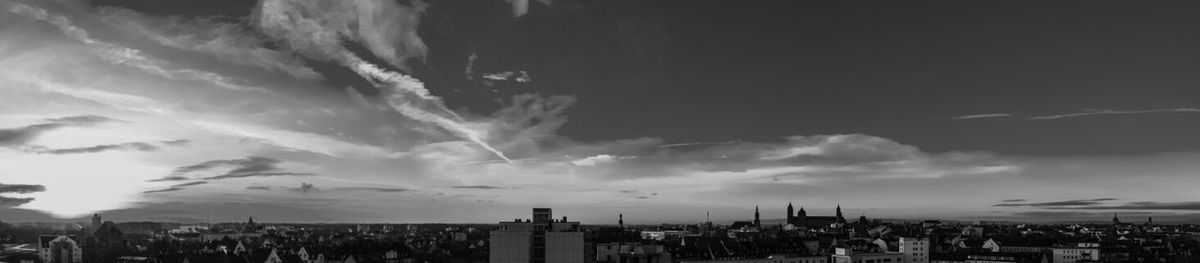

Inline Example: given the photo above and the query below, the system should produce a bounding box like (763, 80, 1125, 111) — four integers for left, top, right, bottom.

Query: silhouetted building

(490, 208, 584, 263)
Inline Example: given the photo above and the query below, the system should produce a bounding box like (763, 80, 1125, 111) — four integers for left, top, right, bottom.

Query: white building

(833, 247, 903, 263)
(490, 208, 584, 263)
(899, 237, 929, 263)
(1051, 243, 1099, 263)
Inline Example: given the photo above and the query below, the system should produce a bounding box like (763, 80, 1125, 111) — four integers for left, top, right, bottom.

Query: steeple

(754, 206, 761, 227)
(835, 204, 846, 224)
(619, 214, 624, 228)
(1147, 216, 1153, 225)
(798, 206, 807, 217)
(1112, 213, 1120, 224)
(787, 202, 795, 222)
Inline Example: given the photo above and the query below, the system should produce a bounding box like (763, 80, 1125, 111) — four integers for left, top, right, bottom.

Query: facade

(38, 235, 82, 263)
(833, 247, 903, 263)
(595, 242, 672, 263)
(490, 208, 584, 263)
(1051, 243, 1099, 263)
(899, 237, 929, 263)
(680, 255, 827, 263)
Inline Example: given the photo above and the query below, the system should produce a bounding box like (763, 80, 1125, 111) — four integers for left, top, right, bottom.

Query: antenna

(706, 211, 710, 222)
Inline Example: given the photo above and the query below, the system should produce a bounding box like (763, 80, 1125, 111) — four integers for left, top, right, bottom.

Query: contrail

(252, 0, 512, 162)
(343, 55, 511, 162)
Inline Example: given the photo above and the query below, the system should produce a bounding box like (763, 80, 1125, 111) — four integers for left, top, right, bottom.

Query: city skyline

(3, 0, 1200, 224)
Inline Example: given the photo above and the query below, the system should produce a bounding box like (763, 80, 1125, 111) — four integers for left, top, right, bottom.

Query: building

(787, 203, 848, 229)
(490, 208, 585, 263)
(1051, 243, 1099, 263)
(595, 242, 672, 263)
(38, 235, 82, 263)
(899, 237, 930, 263)
(833, 247, 903, 263)
(680, 254, 827, 263)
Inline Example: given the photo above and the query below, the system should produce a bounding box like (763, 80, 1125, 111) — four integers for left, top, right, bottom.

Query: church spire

(787, 202, 795, 222)
(754, 206, 761, 227)
(1112, 213, 1120, 224)
(835, 204, 846, 224)
(619, 214, 624, 228)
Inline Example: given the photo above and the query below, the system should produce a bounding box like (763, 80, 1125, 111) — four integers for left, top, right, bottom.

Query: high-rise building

(490, 208, 585, 263)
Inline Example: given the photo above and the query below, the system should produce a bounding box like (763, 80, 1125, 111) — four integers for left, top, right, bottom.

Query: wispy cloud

(7, 3, 263, 92)
(0, 183, 47, 194)
(26, 139, 188, 155)
(1048, 201, 1200, 211)
(951, 113, 1012, 120)
(245, 186, 272, 191)
(143, 181, 208, 194)
(0, 196, 36, 206)
(994, 198, 1119, 207)
(452, 185, 503, 190)
(1028, 108, 1200, 120)
(150, 156, 315, 182)
(0, 115, 119, 147)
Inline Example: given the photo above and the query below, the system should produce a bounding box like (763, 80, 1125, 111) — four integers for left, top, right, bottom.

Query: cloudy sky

(2, 0, 1200, 224)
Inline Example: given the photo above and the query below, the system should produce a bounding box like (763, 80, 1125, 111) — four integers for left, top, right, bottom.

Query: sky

(1, 0, 1199, 224)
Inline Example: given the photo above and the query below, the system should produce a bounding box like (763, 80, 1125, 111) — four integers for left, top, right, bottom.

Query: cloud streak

(1028, 108, 1200, 120)
(0, 115, 118, 147)
(152, 156, 315, 182)
(253, 0, 514, 162)
(955, 108, 1200, 121)
(952, 113, 1012, 120)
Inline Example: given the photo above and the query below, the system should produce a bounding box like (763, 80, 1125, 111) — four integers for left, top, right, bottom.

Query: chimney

(562, 216, 568, 222)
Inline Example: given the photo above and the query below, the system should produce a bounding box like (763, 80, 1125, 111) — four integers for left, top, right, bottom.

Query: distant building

(595, 242, 672, 263)
(490, 208, 585, 263)
(38, 235, 82, 263)
(787, 203, 848, 229)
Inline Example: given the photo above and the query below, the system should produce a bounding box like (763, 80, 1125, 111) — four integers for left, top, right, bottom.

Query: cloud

(452, 185, 503, 190)
(1048, 201, 1200, 211)
(253, 0, 519, 162)
(1001, 199, 1026, 202)
(97, 7, 322, 80)
(245, 186, 271, 191)
(507, 0, 554, 17)
(571, 154, 617, 166)
(994, 198, 1119, 207)
(0, 115, 118, 146)
(0, 183, 47, 194)
(952, 113, 1012, 120)
(1029, 108, 1200, 120)
(6, 3, 262, 92)
(0, 196, 36, 206)
(142, 181, 208, 194)
(289, 182, 318, 194)
(330, 187, 411, 193)
(164, 156, 315, 180)
(26, 141, 162, 155)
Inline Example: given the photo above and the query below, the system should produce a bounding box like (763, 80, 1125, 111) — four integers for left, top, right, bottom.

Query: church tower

(798, 206, 807, 217)
(835, 204, 846, 224)
(786, 202, 794, 224)
(754, 206, 761, 227)
(89, 213, 101, 236)
(619, 214, 624, 228)
(1112, 213, 1120, 225)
